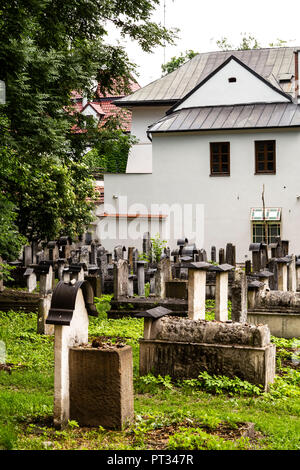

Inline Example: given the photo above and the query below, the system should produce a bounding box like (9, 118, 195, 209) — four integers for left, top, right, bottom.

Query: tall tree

(0, 1, 176, 245)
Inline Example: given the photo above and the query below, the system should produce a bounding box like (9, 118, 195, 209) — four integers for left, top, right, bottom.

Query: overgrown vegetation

(0, 300, 300, 450)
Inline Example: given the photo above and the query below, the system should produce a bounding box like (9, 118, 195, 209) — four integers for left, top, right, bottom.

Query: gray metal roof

(148, 102, 300, 134)
(116, 47, 299, 106)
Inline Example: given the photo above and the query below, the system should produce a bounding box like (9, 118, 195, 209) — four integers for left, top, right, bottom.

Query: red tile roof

(82, 102, 105, 115)
(71, 80, 140, 132)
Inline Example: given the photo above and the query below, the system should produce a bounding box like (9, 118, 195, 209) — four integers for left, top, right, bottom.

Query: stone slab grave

(137, 308, 276, 391)
(46, 280, 133, 429)
(247, 287, 300, 338)
(247, 258, 300, 338)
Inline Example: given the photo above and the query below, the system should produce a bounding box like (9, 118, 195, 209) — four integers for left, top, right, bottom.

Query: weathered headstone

(219, 248, 225, 265)
(155, 258, 171, 299)
(45, 281, 96, 428)
(24, 268, 37, 293)
(23, 245, 32, 267)
(137, 261, 146, 296)
(210, 264, 233, 322)
(211, 246, 216, 263)
(113, 259, 129, 299)
(245, 260, 252, 275)
(231, 268, 248, 323)
(277, 258, 289, 291)
(143, 232, 152, 262)
(187, 262, 210, 320)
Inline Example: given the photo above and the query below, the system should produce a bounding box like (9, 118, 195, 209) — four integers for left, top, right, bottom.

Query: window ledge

(209, 174, 231, 177)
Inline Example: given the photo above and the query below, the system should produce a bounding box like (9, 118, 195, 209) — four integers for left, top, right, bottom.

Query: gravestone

(231, 268, 248, 323)
(187, 262, 210, 320)
(46, 281, 97, 428)
(143, 232, 152, 262)
(211, 246, 216, 263)
(219, 248, 225, 265)
(113, 259, 129, 299)
(155, 258, 171, 299)
(137, 261, 146, 296)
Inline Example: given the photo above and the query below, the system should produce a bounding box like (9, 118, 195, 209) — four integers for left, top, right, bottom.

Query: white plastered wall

(126, 106, 169, 173)
(174, 60, 290, 110)
(100, 129, 300, 260)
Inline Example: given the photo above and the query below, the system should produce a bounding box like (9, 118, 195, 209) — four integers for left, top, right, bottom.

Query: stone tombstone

(128, 274, 135, 297)
(143, 232, 152, 262)
(97, 246, 108, 292)
(225, 243, 236, 267)
(155, 258, 171, 299)
(23, 245, 32, 267)
(69, 344, 134, 429)
(199, 249, 207, 262)
(245, 260, 252, 275)
(69, 265, 85, 282)
(39, 264, 53, 295)
(132, 248, 139, 274)
(261, 243, 268, 269)
(128, 247, 134, 273)
(211, 246, 216, 263)
(219, 248, 225, 265)
(267, 259, 278, 290)
(37, 294, 53, 336)
(47, 241, 59, 262)
(24, 268, 37, 293)
(90, 242, 98, 266)
(62, 267, 70, 284)
(288, 255, 297, 292)
(231, 268, 248, 323)
(57, 259, 66, 281)
(137, 260, 146, 296)
(187, 262, 210, 320)
(79, 246, 90, 268)
(281, 240, 289, 257)
(114, 245, 124, 262)
(46, 281, 96, 428)
(277, 259, 288, 291)
(31, 241, 39, 265)
(36, 250, 45, 264)
(250, 244, 262, 273)
(211, 264, 233, 322)
(113, 259, 129, 299)
(58, 236, 72, 260)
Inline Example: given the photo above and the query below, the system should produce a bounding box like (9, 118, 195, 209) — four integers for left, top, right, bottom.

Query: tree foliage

(161, 49, 198, 75)
(216, 33, 288, 51)
(0, 1, 176, 249)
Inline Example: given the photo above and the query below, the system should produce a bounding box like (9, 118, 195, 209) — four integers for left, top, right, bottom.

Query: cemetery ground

(0, 298, 300, 451)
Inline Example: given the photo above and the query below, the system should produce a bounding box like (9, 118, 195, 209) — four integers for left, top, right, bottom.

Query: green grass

(0, 299, 300, 450)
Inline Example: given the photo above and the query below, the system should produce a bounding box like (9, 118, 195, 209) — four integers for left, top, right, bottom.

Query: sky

(108, 0, 300, 87)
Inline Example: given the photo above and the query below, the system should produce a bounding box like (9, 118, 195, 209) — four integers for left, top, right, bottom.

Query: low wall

(139, 318, 275, 391)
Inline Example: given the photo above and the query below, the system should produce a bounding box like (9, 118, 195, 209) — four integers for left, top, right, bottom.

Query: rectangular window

(255, 140, 276, 174)
(210, 142, 230, 176)
(252, 222, 281, 244)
